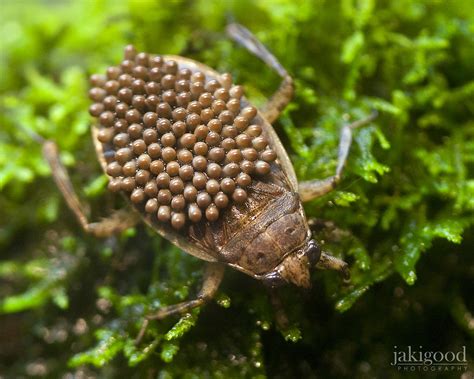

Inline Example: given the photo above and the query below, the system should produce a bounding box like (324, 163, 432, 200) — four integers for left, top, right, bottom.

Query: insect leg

(226, 23, 294, 123)
(316, 252, 350, 282)
(268, 289, 289, 331)
(136, 263, 225, 344)
(298, 111, 378, 202)
(43, 140, 139, 237)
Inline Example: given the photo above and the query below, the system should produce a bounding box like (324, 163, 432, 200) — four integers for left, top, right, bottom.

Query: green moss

(1, 0, 473, 377)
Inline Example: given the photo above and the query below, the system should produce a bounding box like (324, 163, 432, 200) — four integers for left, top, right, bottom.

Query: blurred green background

(1, 0, 473, 378)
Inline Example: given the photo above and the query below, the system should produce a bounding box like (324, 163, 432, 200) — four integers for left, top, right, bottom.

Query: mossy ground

(1, 1, 473, 378)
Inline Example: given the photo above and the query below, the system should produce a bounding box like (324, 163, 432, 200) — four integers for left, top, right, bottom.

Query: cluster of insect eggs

(89, 45, 277, 230)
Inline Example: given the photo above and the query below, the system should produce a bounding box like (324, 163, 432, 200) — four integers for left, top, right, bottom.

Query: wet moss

(1, 0, 473, 378)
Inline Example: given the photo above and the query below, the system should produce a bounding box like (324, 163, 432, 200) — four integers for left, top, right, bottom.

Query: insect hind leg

(135, 263, 225, 345)
(298, 111, 378, 202)
(226, 23, 294, 123)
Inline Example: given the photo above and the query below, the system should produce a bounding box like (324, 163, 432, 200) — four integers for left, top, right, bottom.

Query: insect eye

(306, 240, 321, 266)
(262, 271, 286, 289)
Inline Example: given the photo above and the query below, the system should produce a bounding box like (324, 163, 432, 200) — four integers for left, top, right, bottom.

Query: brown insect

(41, 24, 377, 341)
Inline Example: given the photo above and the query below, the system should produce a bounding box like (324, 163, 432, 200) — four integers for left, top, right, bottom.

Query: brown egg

(143, 129, 158, 145)
(131, 79, 145, 94)
(89, 87, 107, 102)
(161, 132, 176, 147)
(186, 113, 201, 130)
(240, 160, 255, 174)
(252, 136, 268, 151)
(137, 154, 151, 170)
(220, 178, 236, 194)
(157, 205, 171, 222)
(147, 143, 162, 159)
(132, 139, 147, 155)
(222, 163, 240, 178)
(120, 177, 135, 192)
(89, 103, 104, 117)
(128, 123, 143, 139)
(200, 108, 214, 123)
(150, 160, 165, 175)
(97, 128, 114, 143)
(156, 173, 171, 189)
(194, 141, 208, 156)
(194, 125, 209, 141)
(214, 192, 229, 209)
(232, 188, 248, 204)
(236, 134, 252, 148)
(157, 189, 172, 204)
(169, 177, 184, 194)
(227, 99, 241, 114)
(208, 147, 225, 162)
(183, 185, 198, 202)
(90, 74, 106, 87)
(115, 103, 129, 118)
(206, 179, 220, 195)
(193, 172, 207, 190)
(149, 67, 162, 81)
(143, 112, 158, 128)
(197, 192, 212, 209)
(220, 73, 232, 89)
(157, 118, 172, 134)
(125, 109, 141, 124)
(144, 181, 158, 197)
(207, 163, 222, 179)
(114, 119, 128, 133)
(214, 88, 230, 102)
(192, 156, 207, 171)
(171, 195, 186, 211)
(161, 147, 177, 162)
(166, 161, 180, 176)
(132, 65, 148, 81)
(229, 85, 243, 99)
(104, 80, 119, 95)
(124, 45, 137, 60)
(188, 203, 202, 223)
(172, 121, 187, 137)
(207, 119, 222, 133)
(150, 55, 163, 67)
(261, 149, 277, 162)
(123, 161, 137, 176)
(176, 92, 191, 107)
(171, 212, 186, 229)
(246, 124, 262, 137)
(177, 149, 193, 164)
(205, 131, 221, 146)
(118, 73, 133, 87)
(255, 160, 271, 175)
(99, 111, 115, 127)
(106, 162, 122, 178)
(191, 71, 205, 83)
(145, 82, 161, 96)
(187, 101, 202, 114)
(135, 169, 150, 186)
(115, 148, 133, 165)
(157, 102, 172, 118)
(180, 133, 196, 149)
(219, 110, 235, 125)
(118, 88, 133, 104)
(241, 106, 257, 120)
(162, 90, 176, 105)
(236, 172, 252, 187)
(107, 178, 122, 192)
(179, 165, 194, 181)
(205, 204, 219, 222)
(130, 188, 145, 203)
(145, 198, 158, 213)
